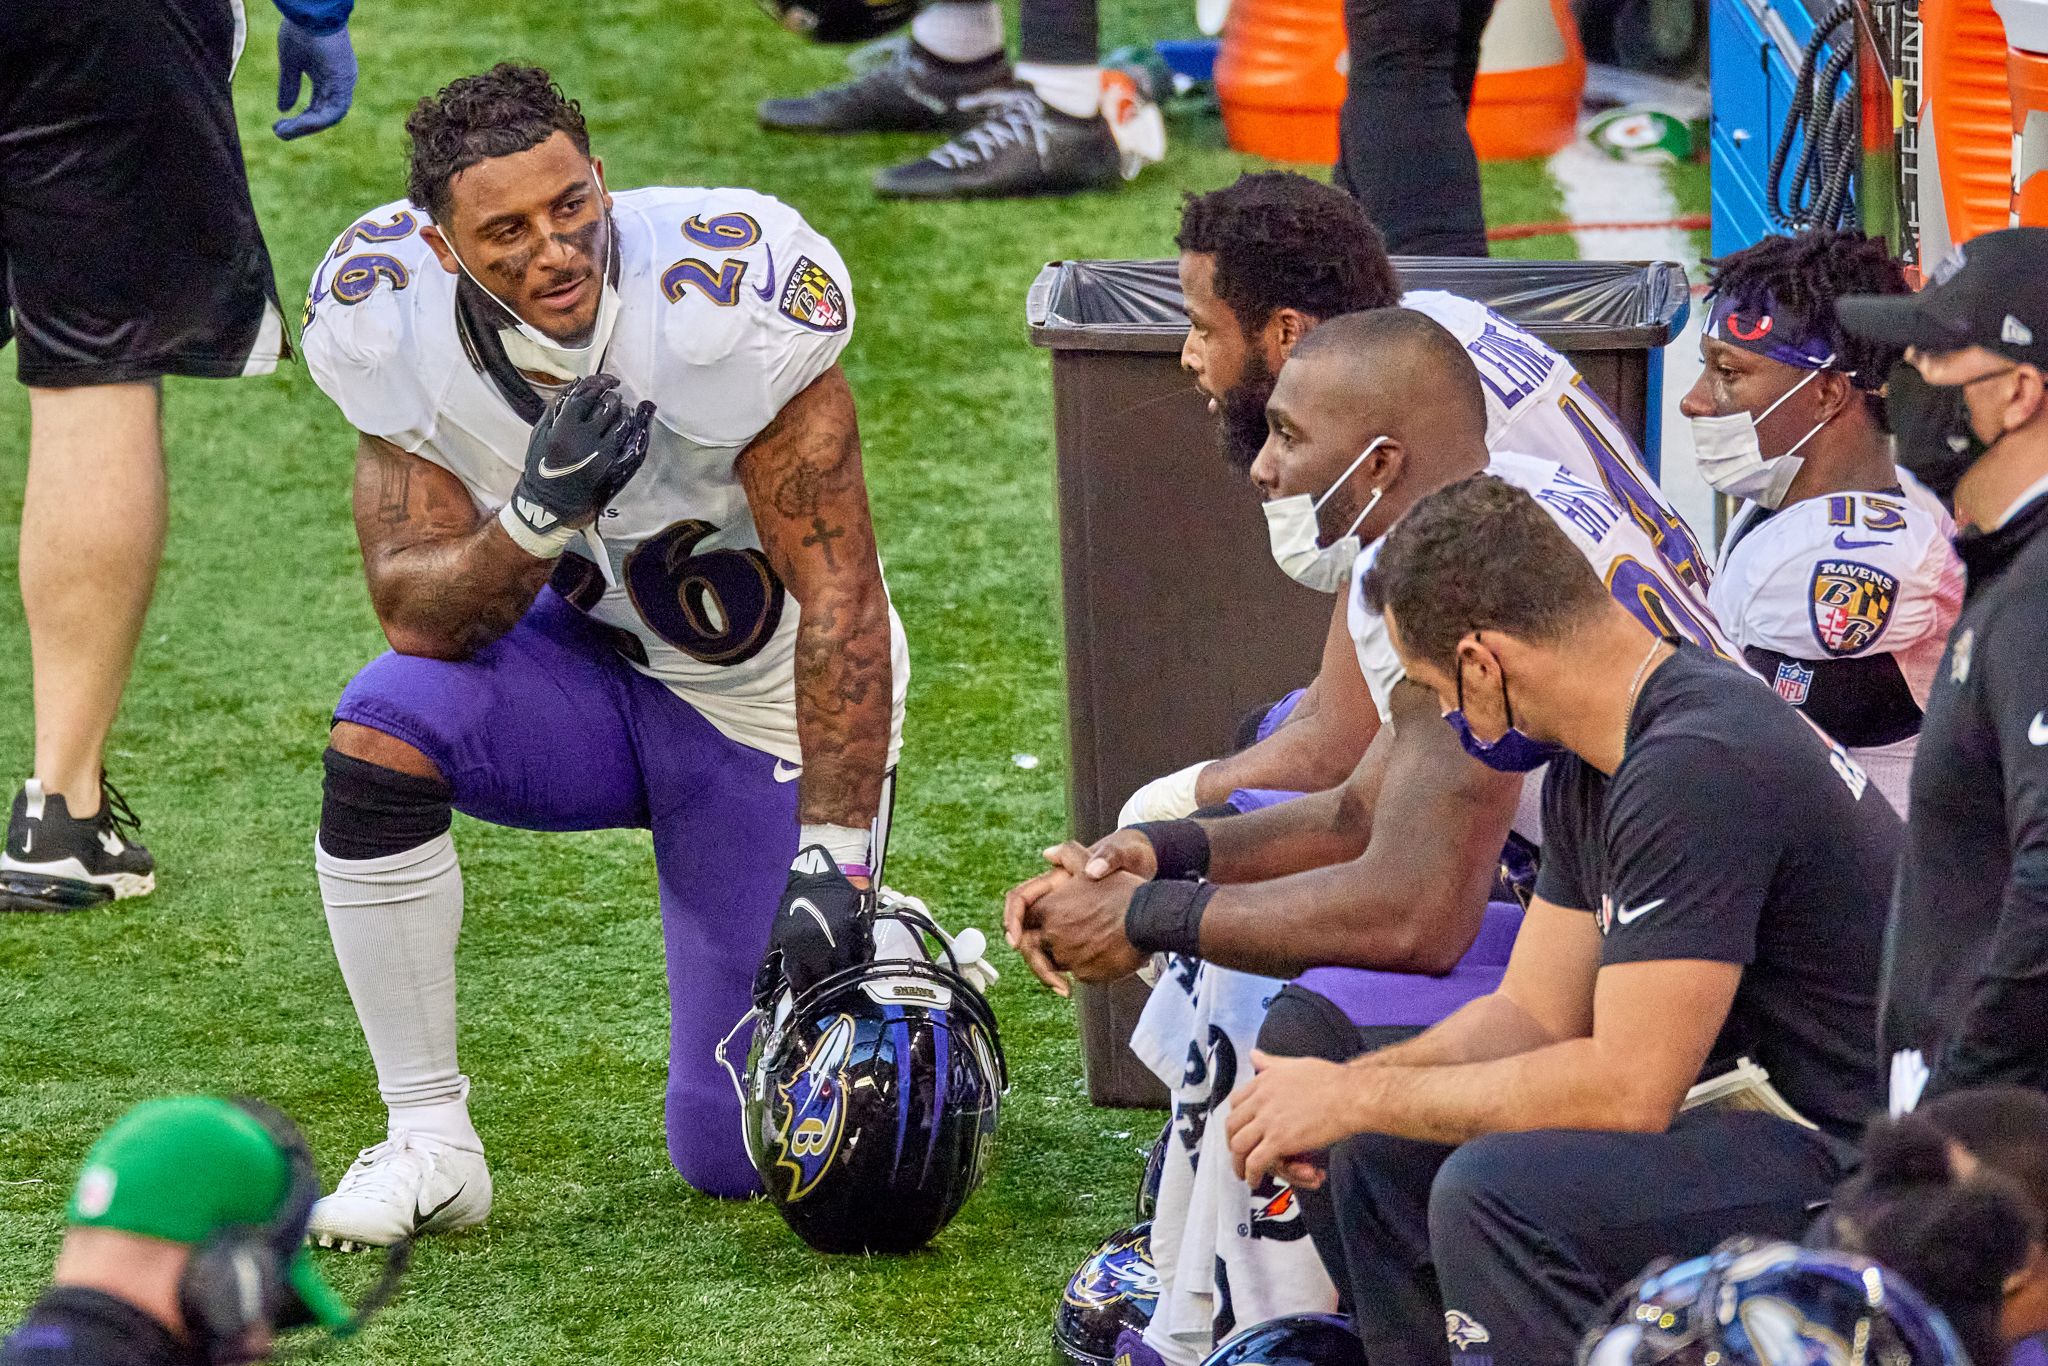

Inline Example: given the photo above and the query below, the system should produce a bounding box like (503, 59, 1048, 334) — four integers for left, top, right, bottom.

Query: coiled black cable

(1767, 1, 1862, 231)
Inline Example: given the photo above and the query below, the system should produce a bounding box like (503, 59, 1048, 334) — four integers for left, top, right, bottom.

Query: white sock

(1017, 61, 1102, 118)
(911, 1, 1005, 63)
(316, 833, 481, 1153)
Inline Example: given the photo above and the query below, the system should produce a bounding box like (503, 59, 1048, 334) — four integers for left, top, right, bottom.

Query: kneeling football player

(299, 64, 908, 1246)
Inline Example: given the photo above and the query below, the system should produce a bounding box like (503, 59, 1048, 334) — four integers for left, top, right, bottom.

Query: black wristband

(1125, 879, 1216, 958)
(1131, 819, 1211, 881)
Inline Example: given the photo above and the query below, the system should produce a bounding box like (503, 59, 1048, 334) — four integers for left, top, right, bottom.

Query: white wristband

(1116, 760, 1215, 826)
(799, 822, 872, 871)
(497, 501, 577, 558)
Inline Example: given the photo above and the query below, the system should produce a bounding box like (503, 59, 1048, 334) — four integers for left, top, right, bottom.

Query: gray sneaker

(873, 88, 1121, 199)
(758, 40, 1011, 134)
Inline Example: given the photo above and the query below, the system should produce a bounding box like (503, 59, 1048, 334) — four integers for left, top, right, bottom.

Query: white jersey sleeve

(1348, 451, 1737, 725)
(632, 189, 855, 451)
(1402, 289, 1714, 594)
(301, 201, 452, 454)
(1709, 488, 1964, 696)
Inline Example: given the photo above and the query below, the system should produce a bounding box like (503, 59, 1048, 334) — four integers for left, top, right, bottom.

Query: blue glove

(273, 19, 357, 140)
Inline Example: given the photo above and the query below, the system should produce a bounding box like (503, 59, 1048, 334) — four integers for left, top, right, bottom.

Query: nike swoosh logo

(537, 449, 600, 479)
(1616, 898, 1666, 925)
(752, 243, 778, 302)
(2032, 712, 2048, 746)
(1834, 534, 1887, 549)
(18, 830, 29, 855)
(772, 760, 801, 783)
(790, 895, 835, 947)
(413, 1186, 465, 1231)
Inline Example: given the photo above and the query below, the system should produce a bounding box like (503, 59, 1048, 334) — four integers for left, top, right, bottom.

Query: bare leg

(20, 382, 166, 818)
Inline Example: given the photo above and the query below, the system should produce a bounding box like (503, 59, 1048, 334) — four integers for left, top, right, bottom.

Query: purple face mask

(1445, 649, 1565, 773)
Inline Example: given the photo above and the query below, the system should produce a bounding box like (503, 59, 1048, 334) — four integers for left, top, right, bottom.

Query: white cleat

(307, 1132, 492, 1251)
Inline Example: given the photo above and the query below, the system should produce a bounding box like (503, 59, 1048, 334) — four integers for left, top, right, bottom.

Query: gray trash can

(1026, 256, 1691, 1109)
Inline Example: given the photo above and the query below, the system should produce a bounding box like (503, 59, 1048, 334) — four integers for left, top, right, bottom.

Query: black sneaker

(872, 88, 1122, 199)
(758, 40, 1011, 134)
(0, 778, 154, 912)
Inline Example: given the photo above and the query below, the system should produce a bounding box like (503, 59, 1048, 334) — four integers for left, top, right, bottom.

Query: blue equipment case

(1708, 0, 1861, 253)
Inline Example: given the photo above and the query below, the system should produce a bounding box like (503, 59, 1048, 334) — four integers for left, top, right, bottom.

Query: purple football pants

(334, 589, 792, 1197)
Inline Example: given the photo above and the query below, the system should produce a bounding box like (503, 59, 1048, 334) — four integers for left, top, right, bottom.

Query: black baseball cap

(1838, 228, 2048, 368)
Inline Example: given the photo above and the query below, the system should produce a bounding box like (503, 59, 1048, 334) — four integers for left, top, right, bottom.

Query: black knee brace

(318, 748, 453, 861)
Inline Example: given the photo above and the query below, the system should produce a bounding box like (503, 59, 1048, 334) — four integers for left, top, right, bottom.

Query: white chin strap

(441, 194, 620, 382)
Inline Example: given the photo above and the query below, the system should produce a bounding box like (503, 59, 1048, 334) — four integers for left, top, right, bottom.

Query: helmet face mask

(739, 908, 1007, 1256)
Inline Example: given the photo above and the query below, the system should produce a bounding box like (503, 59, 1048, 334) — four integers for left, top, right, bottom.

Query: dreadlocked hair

(1703, 229, 1908, 404)
(1176, 173, 1400, 336)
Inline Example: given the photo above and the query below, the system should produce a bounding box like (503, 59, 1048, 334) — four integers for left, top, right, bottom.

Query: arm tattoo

(740, 367, 893, 827)
(374, 455, 412, 527)
(353, 436, 554, 660)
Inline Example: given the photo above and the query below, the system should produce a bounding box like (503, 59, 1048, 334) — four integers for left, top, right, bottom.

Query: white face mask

(1263, 437, 1388, 593)
(1688, 363, 1833, 510)
(443, 171, 621, 383)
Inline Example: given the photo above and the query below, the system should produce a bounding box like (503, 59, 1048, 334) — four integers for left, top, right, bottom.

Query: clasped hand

(1000, 831, 1161, 996)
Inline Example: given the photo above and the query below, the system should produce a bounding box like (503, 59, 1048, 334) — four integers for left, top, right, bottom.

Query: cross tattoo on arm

(803, 517, 844, 568)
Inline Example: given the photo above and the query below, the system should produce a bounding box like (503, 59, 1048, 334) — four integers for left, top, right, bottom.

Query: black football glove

(499, 374, 654, 555)
(754, 846, 875, 1009)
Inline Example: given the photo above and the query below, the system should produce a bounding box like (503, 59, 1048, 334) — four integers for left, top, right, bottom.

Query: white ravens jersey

(302, 187, 908, 765)
(1406, 290, 1714, 595)
(1710, 477, 1964, 812)
(1349, 451, 1736, 722)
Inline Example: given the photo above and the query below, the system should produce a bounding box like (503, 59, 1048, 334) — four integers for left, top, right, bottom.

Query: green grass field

(0, 5, 1705, 1361)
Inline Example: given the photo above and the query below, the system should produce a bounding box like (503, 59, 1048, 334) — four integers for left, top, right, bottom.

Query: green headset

(176, 1100, 410, 1364)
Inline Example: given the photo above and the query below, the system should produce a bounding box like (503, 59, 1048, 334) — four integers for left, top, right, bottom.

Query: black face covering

(1883, 360, 2009, 501)
(1217, 349, 1277, 476)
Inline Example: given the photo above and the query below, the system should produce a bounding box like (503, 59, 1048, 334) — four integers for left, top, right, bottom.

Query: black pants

(1324, 1111, 1854, 1366)
(0, 0, 281, 385)
(1257, 983, 1423, 1314)
(1334, 0, 1497, 257)
(1017, 0, 1096, 65)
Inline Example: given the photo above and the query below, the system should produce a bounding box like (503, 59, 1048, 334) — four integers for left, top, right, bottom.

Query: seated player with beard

(1012, 300, 1723, 1363)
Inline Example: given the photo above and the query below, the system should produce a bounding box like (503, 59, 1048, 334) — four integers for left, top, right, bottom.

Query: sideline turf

(0, 4, 1695, 1359)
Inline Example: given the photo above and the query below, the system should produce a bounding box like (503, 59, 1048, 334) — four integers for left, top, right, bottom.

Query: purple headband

(1705, 291, 1837, 371)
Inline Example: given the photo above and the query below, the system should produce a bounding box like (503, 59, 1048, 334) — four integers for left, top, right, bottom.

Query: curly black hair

(1703, 229, 1909, 396)
(1822, 1110, 2042, 1366)
(406, 64, 591, 223)
(1176, 173, 1400, 336)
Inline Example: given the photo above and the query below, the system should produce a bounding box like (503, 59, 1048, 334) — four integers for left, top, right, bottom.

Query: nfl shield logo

(1809, 559, 1899, 656)
(1774, 659, 1813, 705)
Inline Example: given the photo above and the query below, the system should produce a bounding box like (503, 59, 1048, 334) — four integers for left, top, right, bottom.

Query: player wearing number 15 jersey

(297, 65, 909, 1247)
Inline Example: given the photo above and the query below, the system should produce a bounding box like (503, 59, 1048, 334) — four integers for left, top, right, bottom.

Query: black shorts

(0, 0, 285, 388)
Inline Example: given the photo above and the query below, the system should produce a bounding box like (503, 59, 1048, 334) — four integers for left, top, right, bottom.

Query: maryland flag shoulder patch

(1809, 558, 1899, 656)
(778, 255, 848, 333)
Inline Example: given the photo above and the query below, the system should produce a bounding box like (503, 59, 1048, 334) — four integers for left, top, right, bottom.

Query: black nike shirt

(1884, 492, 2048, 1098)
(1534, 646, 1900, 1140)
(0, 1288, 206, 1366)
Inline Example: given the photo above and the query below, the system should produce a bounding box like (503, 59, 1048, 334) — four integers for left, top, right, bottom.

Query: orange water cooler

(1917, 0, 2019, 258)
(1995, 0, 2048, 222)
(1214, 0, 1585, 164)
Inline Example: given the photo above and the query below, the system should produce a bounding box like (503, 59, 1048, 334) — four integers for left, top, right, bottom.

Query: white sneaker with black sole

(308, 1131, 492, 1250)
(0, 778, 154, 913)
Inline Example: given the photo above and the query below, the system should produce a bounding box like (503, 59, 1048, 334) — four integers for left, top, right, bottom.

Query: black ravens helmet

(1053, 1223, 1160, 1365)
(736, 889, 1006, 1254)
(1200, 1314, 1367, 1366)
(756, 0, 920, 43)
